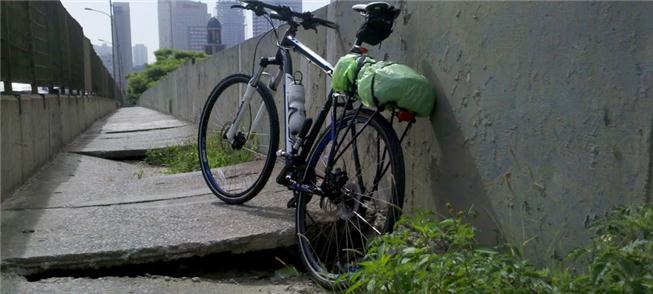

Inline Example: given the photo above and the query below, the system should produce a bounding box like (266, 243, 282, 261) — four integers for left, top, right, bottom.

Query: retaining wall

(1, 94, 118, 199)
(138, 1, 653, 263)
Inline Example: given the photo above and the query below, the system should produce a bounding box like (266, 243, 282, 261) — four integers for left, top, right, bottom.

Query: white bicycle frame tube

(226, 82, 257, 141)
(225, 35, 334, 153)
(282, 72, 291, 153)
(249, 103, 266, 138)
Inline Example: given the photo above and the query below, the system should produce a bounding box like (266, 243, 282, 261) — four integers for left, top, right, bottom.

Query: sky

(61, 0, 331, 64)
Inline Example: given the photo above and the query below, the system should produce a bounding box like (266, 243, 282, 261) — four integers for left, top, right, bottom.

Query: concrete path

(66, 107, 196, 158)
(2, 273, 321, 294)
(1, 107, 295, 277)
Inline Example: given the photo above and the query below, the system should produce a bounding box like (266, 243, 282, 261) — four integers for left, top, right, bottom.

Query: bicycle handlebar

(232, 0, 337, 31)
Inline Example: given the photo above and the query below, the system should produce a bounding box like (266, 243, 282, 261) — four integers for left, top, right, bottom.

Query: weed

(145, 136, 253, 174)
(344, 205, 653, 293)
(557, 205, 653, 293)
(134, 169, 144, 179)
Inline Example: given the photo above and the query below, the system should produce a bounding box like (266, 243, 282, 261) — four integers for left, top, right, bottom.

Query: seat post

(350, 38, 365, 53)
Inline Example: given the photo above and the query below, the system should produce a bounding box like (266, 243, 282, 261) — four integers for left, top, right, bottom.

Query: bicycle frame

(224, 23, 411, 197)
(226, 25, 337, 164)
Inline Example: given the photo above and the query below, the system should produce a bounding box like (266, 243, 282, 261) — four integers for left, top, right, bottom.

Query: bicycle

(198, 0, 415, 288)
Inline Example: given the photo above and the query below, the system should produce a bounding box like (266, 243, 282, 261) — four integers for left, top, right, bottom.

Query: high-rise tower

(215, 0, 246, 47)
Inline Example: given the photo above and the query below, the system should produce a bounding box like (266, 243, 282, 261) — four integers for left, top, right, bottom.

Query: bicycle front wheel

(296, 109, 405, 288)
(198, 74, 279, 204)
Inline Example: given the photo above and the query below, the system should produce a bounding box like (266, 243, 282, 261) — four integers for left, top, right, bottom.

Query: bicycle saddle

(352, 2, 395, 14)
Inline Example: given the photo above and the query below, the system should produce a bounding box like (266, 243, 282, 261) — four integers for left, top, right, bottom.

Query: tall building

(205, 17, 226, 54)
(252, 0, 301, 37)
(158, 0, 209, 52)
(113, 2, 132, 98)
(93, 43, 113, 78)
(215, 0, 245, 47)
(133, 44, 148, 67)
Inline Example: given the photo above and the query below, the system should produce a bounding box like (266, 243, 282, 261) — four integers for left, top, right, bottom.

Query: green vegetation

(126, 48, 207, 105)
(559, 205, 653, 292)
(145, 136, 253, 174)
(345, 205, 653, 293)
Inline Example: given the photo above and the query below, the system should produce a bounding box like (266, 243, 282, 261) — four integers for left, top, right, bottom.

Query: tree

(126, 48, 206, 105)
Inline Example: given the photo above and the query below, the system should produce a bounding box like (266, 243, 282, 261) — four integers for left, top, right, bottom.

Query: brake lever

(299, 21, 317, 33)
(230, 5, 246, 9)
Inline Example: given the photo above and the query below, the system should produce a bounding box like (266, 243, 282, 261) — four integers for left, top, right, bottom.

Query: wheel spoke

(353, 211, 382, 235)
(296, 109, 403, 286)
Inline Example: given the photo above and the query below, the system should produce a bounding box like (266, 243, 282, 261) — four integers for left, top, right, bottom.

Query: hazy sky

(61, 0, 330, 64)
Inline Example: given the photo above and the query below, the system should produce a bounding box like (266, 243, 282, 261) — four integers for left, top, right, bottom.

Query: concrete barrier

(139, 2, 653, 263)
(1, 94, 118, 199)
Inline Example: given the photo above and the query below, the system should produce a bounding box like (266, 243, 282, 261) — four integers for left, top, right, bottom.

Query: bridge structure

(1, 0, 652, 292)
(1, 1, 307, 292)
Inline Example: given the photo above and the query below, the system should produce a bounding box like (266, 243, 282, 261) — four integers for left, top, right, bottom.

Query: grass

(344, 204, 653, 293)
(145, 136, 254, 174)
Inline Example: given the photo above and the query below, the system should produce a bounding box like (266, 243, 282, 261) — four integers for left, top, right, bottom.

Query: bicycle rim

(296, 110, 405, 288)
(198, 74, 278, 203)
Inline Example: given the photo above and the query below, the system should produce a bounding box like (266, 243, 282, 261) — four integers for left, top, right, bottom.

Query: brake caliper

(231, 132, 247, 150)
(321, 168, 349, 203)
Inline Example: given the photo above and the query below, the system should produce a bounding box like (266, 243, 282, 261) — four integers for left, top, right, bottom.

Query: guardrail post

(13, 94, 22, 114)
(40, 93, 46, 109)
(3, 81, 12, 94)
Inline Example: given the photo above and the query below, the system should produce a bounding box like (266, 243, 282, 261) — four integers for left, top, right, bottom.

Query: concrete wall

(1, 94, 118, 199)
(139, 1, 653, 263)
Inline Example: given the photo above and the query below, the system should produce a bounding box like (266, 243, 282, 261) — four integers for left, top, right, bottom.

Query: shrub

(557, 205, 653, 293)
(126, 48, 206, 105)
(345, 205, 653, 293)
(345, 211, 552, 293)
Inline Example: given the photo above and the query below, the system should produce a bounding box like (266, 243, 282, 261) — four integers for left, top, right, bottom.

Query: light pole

(85, 2, 124, 104)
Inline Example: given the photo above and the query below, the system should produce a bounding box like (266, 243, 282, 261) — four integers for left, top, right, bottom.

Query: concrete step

(2, 106, 295, 275)
(66, 106, 196, 158)
(1, 154, 294, 275)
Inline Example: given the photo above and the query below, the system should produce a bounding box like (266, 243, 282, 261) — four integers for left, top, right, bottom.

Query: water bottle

(287, 73, 305, 137)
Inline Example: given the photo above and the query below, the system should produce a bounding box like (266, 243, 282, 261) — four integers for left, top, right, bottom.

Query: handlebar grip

(320, 20, 338, 29)
(313, 18, 337, 29)
(243, 0, 278, 11)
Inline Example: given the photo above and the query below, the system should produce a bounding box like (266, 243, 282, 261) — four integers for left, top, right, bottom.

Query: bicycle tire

(295, 109, 405, 289)
(198, 74, 279, 204)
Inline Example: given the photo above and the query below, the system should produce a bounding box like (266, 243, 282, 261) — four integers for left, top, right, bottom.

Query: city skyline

(252, 0, 301, 37)
(215, 0, 245, 48)
(61, 0, 330, 63)
(113, 1, 132, 101)
(158, 0, 210, 52)
(93, 43, 114, 78)
(133, 44, 148, 67)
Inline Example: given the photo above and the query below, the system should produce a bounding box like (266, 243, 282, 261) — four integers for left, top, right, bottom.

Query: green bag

(331, 54, 435, 117)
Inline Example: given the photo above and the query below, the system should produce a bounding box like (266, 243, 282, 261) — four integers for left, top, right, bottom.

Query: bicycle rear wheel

(296, 109, 405, 288)
(198, 74, 279, 204)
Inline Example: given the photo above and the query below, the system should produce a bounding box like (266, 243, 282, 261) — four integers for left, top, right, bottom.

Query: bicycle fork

(225, 65, 281, 148)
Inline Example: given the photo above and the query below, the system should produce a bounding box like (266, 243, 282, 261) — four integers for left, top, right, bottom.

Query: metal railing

(1, 1, 120, 99)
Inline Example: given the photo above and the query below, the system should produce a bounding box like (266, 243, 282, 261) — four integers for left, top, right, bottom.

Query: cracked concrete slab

(2, 106, 295, 276)
(1, 274, 321, 294)
(1, 186, 294, 275)
(66, 107, 196, 158)
(3, 153, 282, 210)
